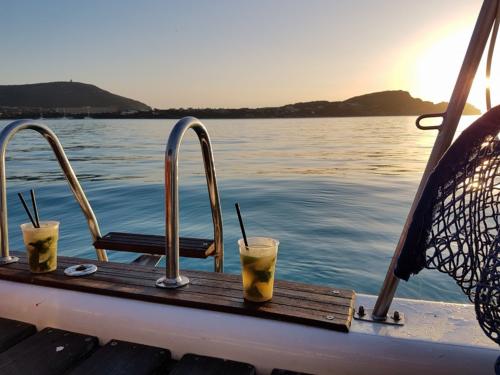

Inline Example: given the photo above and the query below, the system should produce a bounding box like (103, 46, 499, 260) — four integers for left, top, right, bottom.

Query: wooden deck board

(0, 252, 355, 332)
(68, 339, 171, 375)
(94, 232, 215, 258)
(170, 353, 256, 375)
(0, 317, 36, 353)
(0, 327, 98, 375)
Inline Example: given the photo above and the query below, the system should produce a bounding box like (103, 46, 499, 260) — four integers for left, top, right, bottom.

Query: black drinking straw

(17, 193, 37, 228)
(30, 189, 40, 228)
(235, 203, 249, 248)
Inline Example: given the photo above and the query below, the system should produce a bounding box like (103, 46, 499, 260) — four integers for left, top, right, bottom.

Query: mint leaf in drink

(28, 236, 55, 272)
(253, 270, 272, 283)
(29, 237, 53, 255)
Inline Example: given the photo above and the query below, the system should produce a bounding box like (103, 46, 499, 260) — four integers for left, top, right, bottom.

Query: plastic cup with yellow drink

(21, 221, 59, 273)
(239, 237, 279, 302)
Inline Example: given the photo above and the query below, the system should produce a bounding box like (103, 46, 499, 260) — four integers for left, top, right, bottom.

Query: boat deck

(0, 254, 496, 374)
(0, 317, 309, 374)
(0, 252, 355, 333)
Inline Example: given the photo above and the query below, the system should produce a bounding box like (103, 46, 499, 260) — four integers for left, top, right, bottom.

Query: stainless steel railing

(0, 120, 108, 264)
(156, 117, 224, 289)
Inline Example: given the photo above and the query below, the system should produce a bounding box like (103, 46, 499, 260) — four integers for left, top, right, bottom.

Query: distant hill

(341, 90, 479, 116)
(0, 82, 150, 114)
(148, 90, 480, 119)
(0, 86, 480, 119)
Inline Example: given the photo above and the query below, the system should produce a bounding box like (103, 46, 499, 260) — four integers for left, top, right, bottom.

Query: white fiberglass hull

(0, 279, 496, 375)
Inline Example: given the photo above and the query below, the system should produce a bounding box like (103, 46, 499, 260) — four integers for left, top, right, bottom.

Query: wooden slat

(0, 327, 98, 375)
(68, 339, 171, 375)
(94, 232, 215, 258)
(0, 252, 355, 332)
(0, 317, 36, 353)
(170, 353, 256, 375)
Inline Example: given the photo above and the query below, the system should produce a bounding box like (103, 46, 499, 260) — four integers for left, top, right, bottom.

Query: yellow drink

(239, 237, 279, 302)
(21, 221, 59, 273)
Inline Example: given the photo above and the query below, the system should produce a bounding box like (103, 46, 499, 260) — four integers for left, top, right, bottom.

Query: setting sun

(409, 22, 500, 113)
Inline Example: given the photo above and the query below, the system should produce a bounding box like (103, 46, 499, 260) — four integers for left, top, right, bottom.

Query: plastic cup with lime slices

(21, 221, 59, 273)
(239, 237, 279, 302)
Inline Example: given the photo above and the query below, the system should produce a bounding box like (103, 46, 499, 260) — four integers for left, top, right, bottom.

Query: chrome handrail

(0, 119, 108, 264)
(156, 117, 223, 289)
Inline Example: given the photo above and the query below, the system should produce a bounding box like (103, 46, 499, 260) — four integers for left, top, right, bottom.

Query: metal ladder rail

(156, 117, 224, 289)
(0, 119, 108, 264)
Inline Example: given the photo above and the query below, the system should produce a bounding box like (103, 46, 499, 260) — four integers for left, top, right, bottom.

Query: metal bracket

(64, 264, 98, 277)
(155, 275, 190, 289)
(353, 305, 405, 326)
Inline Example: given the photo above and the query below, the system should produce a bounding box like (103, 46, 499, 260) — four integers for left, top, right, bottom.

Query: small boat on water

(0, 1, 499, 374)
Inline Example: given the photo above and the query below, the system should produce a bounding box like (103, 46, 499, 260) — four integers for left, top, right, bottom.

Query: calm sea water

(0, 116, 478, 303)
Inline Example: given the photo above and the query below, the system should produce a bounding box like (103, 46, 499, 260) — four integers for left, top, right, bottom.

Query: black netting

(395, 106, 500, 345)
(475, 238, 500, 344)
(425, 135, 500, 299)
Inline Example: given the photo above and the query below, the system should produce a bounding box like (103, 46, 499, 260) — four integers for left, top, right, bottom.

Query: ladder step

(170, 353, 256, 375)
(0, 317, 36, 353)
(94, 232, 215, 259)
(0, 327, 98, 375)
(67, 339, 171, 375)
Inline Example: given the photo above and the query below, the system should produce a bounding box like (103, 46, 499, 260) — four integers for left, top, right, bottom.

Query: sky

(0, 0, 492, 110)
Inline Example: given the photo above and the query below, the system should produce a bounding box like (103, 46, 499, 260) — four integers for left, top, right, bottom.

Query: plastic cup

(20, 221, 59, 273)
(238, 237, 279, 302)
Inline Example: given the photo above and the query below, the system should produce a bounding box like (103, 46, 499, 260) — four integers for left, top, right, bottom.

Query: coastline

(0, 111, 481, 121)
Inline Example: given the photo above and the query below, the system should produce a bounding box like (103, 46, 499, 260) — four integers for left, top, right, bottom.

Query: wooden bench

(1, 252, 355, 333)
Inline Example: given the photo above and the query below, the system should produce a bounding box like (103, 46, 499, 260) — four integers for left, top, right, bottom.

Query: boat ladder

(0, 118, 224, 280)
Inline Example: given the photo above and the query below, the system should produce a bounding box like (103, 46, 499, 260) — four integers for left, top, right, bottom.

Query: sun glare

(409, 24, 499, 113)
(413, 29, 469, 104)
